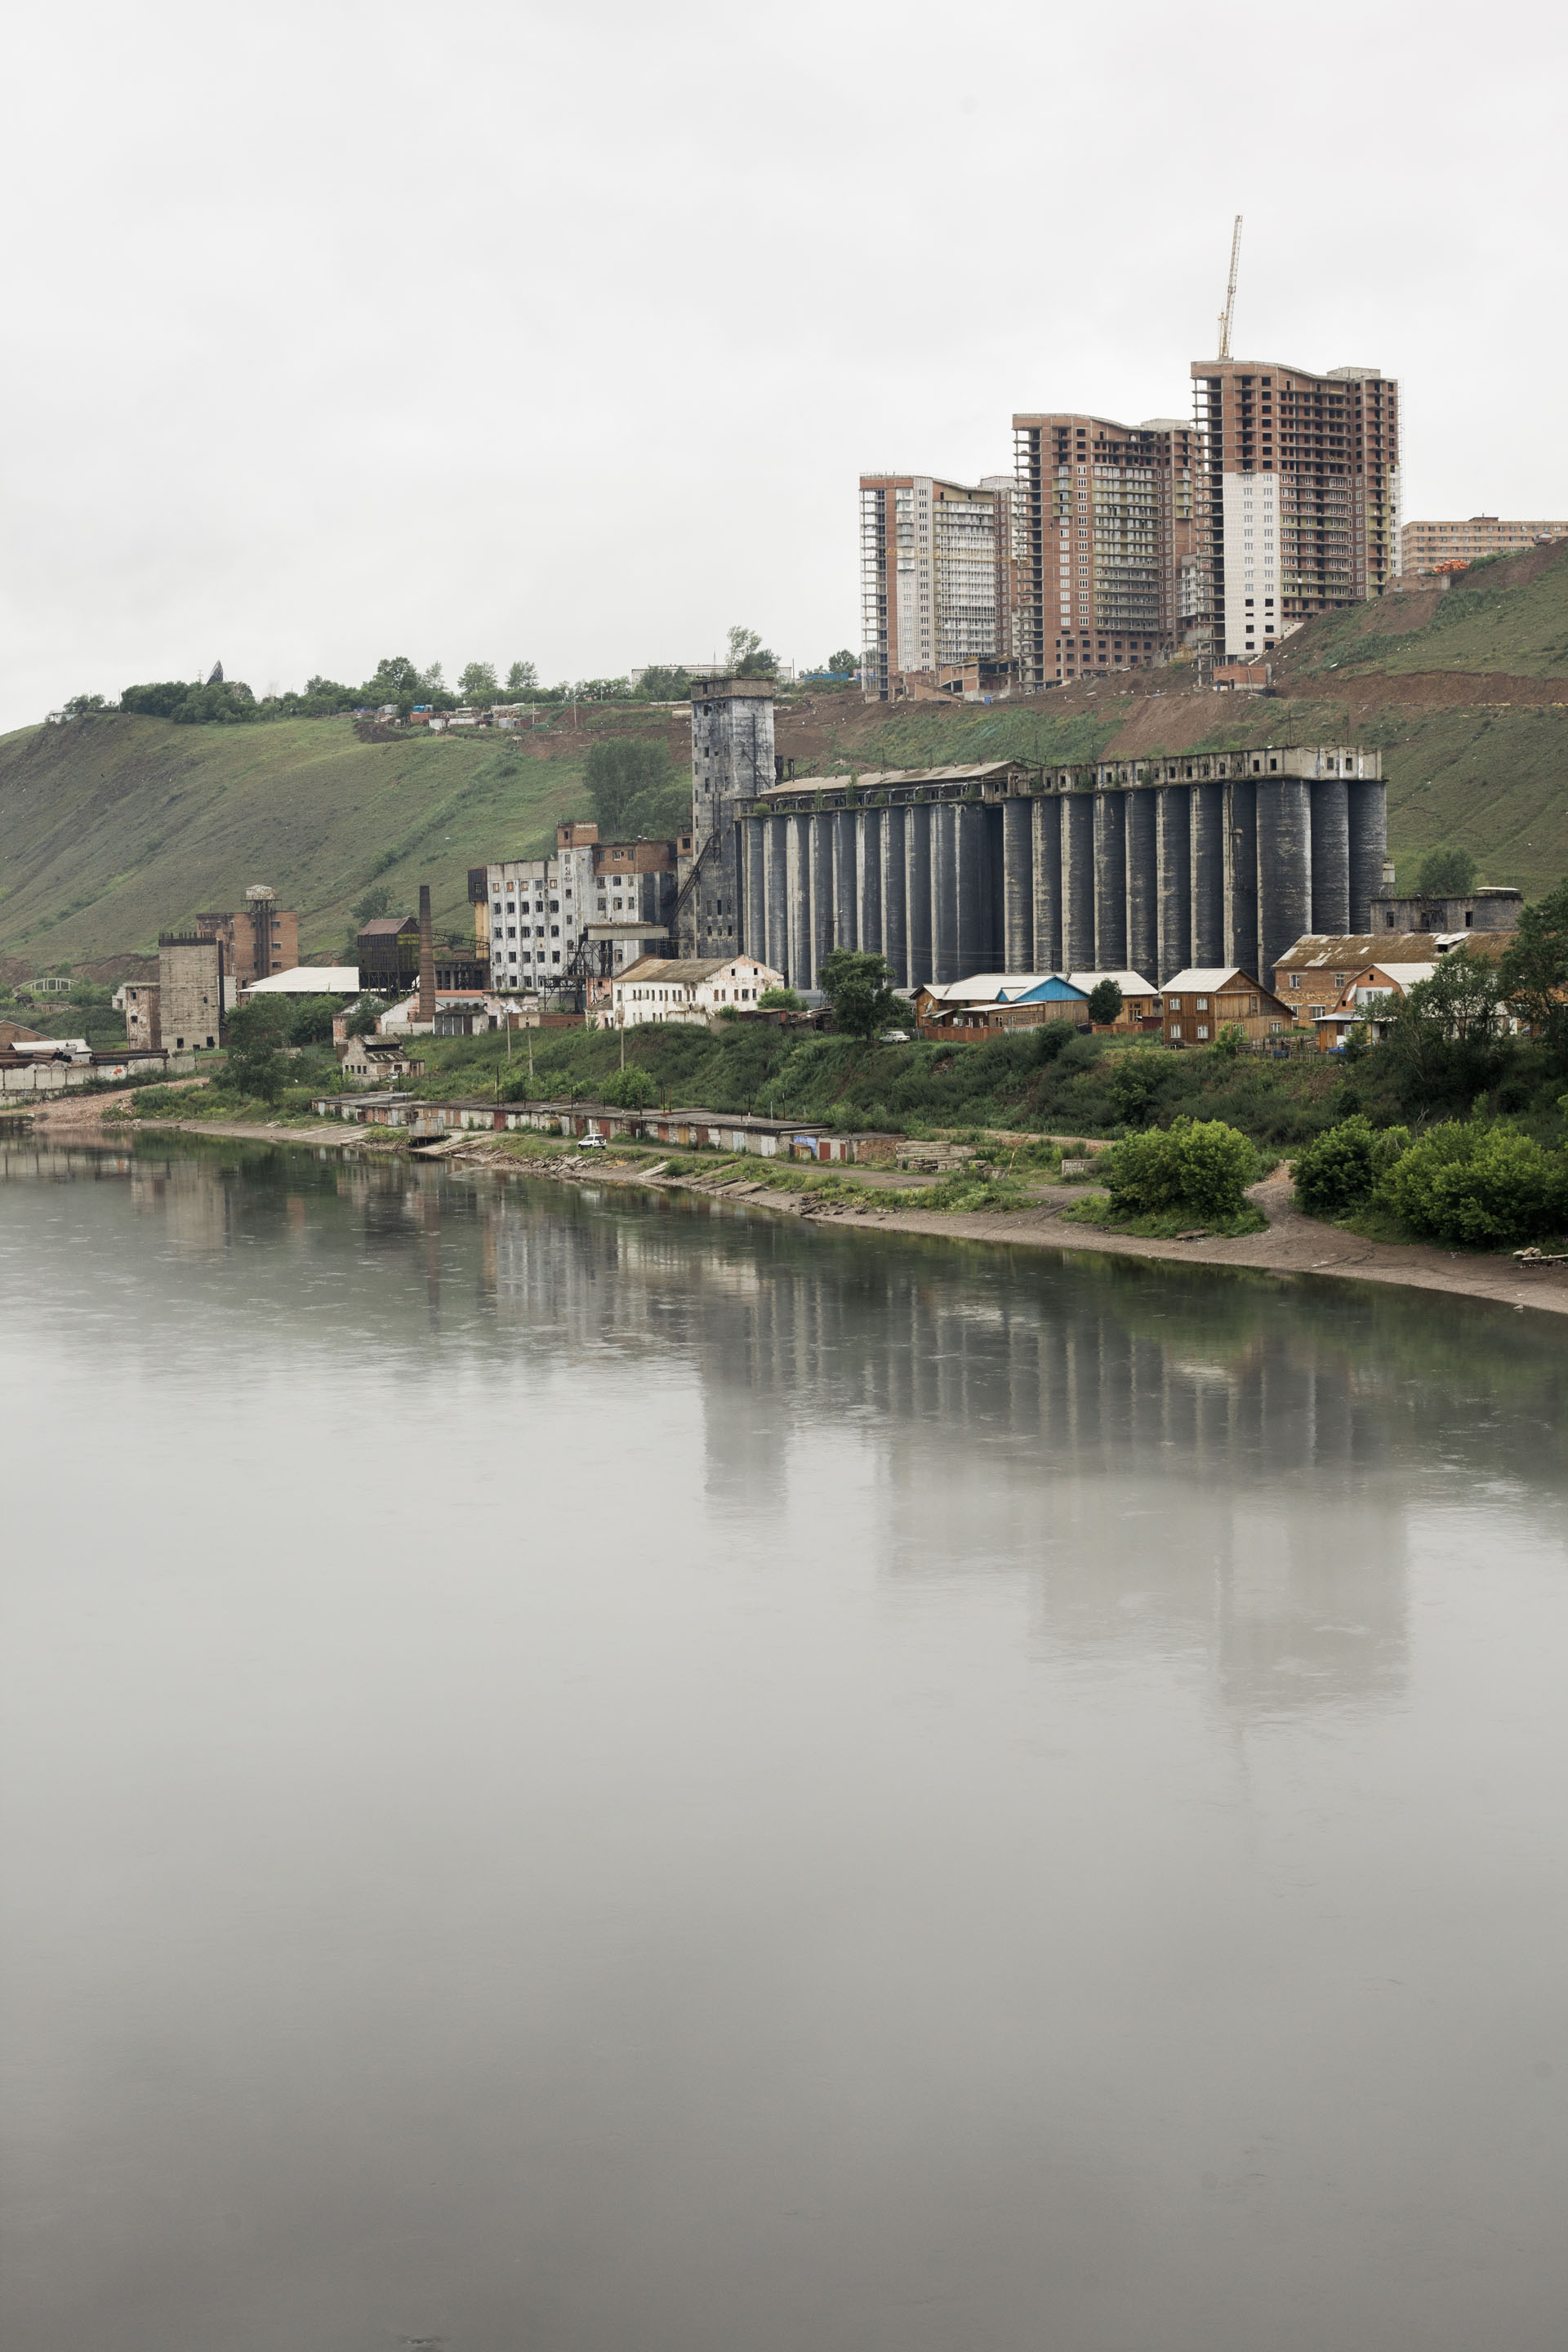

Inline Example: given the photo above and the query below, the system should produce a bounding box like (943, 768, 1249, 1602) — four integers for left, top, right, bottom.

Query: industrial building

(726, 742, 1383, 995)
(156, 934, 225, 1051)
(858, 473, 1018, 700)
(471, 821, 676, 995)
(194, 888, 298, 987)
(1400, 517, 1567, 573)
(1009, 412, 1206, 687)
(1190, 358, 1400, 661)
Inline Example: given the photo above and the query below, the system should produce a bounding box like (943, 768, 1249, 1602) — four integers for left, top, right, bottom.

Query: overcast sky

(2, 0, 1562, 729)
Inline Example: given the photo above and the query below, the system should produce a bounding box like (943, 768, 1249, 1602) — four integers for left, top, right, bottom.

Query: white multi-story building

(475, 821, 679, 992)
(1221, 471, 1283, 657)
(859, 473, 1012, 697)
(612, 954, 782, 1028)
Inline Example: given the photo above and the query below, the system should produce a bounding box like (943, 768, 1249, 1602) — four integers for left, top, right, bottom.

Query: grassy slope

(4, 543, 1566, 970)
(0, 716, 599, 969)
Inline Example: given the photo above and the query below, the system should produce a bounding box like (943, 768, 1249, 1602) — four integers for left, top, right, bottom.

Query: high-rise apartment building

(1010, 413, 1205, 688)
(1190, 360, 1399, 661)
(859, 475, 1012, 698)
(1401, 515, 1568, 572)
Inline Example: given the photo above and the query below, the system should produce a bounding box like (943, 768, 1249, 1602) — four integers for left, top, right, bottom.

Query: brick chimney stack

(417, 883, 435, 1024)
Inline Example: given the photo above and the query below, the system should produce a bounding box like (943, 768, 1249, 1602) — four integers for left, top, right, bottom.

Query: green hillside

(1286, 539, 1568, 680)
(0, 716, 602, 972)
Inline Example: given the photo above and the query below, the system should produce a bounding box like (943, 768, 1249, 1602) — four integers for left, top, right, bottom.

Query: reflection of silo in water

(862, 1267, 1410, 1721)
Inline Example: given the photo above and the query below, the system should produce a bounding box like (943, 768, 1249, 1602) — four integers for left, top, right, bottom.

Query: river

(2, 1138, 1565, 2352)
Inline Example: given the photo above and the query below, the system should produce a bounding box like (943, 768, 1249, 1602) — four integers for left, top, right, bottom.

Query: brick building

(194, 888, 298, 987)
(1009, 412, 1205, 687)
(1189, 360, 1399, 662)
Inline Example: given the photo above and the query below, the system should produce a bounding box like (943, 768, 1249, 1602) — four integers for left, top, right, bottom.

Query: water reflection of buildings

(15, 1143, 1559, 1724)
(470, 1183, 1414, 1722)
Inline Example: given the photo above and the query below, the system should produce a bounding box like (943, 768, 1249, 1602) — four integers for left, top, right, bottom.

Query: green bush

(1102, 1117, 1258, 1221)
(600, 1066, 657, 1108)
(1379, 1122, 1568, 1247)
(1293, 1116, 1410, 1218)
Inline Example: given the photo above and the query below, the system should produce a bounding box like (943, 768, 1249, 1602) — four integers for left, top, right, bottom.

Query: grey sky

(2, 0, 1562, 731)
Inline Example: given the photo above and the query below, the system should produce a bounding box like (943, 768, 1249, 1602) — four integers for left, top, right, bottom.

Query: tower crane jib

(1217, 213, 1243, 360)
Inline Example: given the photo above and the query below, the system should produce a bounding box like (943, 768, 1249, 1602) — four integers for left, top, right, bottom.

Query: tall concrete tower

(686, 675, 774, 958)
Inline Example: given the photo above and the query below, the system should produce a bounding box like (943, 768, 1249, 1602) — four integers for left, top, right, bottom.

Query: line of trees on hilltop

(50, 624, 860, 729)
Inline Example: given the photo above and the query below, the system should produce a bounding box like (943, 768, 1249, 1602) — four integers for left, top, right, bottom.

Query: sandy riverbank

(30, 1092, 1568, 1320)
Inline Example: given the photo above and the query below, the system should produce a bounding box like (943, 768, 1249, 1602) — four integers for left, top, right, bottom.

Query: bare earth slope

(2, 541, 1565, 969)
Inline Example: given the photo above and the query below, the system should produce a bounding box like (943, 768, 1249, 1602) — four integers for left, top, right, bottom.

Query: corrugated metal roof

(617, 956, 774, 985)
(1161, 969, 1251, 993)
(1067, 970, 1159, 996)
(756, 762, 1015, 795)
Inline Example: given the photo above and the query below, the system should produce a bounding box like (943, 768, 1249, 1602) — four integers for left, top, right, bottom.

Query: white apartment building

(1222, 472, 1284, 657)
(612, 955, 782, 1028)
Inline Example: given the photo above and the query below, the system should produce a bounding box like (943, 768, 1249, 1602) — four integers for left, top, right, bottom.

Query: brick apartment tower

(1190, 359, 1399, 661)
(1010, 413, 1206, 688)
(858, 474, 1013, 699)
(417, 883, 435, 1022)
(686, 676, 774, 956)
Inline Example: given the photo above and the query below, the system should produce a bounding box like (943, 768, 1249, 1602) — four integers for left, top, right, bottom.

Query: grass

(1061, 1196, 1270, 1241)
(1290, 542, 1568, 680)
(0, 712, 602, 971)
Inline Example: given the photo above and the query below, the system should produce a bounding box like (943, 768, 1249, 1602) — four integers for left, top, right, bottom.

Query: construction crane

(1217, 213, 1243, 360)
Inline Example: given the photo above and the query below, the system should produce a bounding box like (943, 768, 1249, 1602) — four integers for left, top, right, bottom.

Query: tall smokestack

(418, 883, 435, 1024)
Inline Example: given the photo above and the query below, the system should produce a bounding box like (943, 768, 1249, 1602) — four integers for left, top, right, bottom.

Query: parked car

(879, 1028, 911, 1044)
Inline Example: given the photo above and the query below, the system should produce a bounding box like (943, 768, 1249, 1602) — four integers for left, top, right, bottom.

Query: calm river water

(2, 1138, 1566, 2352)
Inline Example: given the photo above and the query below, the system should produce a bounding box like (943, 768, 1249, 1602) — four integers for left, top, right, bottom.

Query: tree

(601, 1066, 657, 1108)
(119, 680, 192, 718)
(363, 655, 424, 699)
(459, 661, 498, 703)
(818, 950, 902, 1041)
(1380, 1121, 1568, 1247)
(726, 625, 777, 678)
(61, 692, 108, 719)
(638, 666, 691, 701)
(583, 738, 684, 837)
(1384, 947, 1509, 1111)
(352, 884, 393, 925)
(1499, 879, 1568, 1052)
(505, 660, 538, 693)
(345, 996, 389, 1039)
(222, 1000, 289, 1102)
(758, 986, 803, 1011)
(1086, 978, 1123, 1025)
(826, 649, 858, 677)
(1413, 844, 1478, 897)
(1292, 1116, 1410, 1219)
(421, 661, 447, 694)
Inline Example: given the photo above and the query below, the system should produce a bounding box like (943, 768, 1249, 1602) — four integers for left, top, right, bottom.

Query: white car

(879, 1028, 911, 1045)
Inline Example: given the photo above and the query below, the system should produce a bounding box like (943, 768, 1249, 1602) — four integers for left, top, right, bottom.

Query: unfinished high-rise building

(859, 474, 1015, 700)
(1190, 359, 1400, 661)
(1010, 412, 1206, 688)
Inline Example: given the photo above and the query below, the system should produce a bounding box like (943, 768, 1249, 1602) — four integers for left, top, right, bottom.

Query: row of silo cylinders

(740, 777, 1385, 990)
